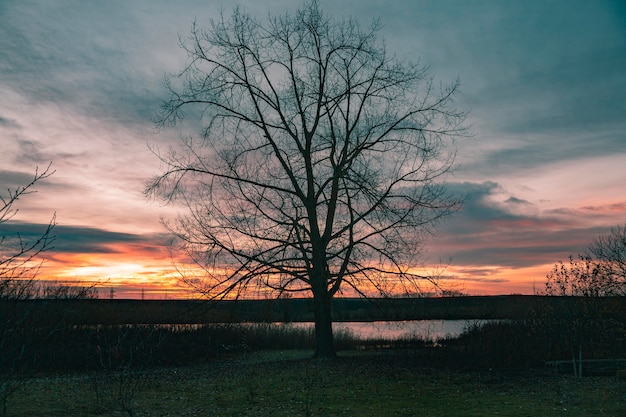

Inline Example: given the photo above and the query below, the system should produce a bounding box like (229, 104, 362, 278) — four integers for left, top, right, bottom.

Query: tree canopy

(149, 1, 467, 357)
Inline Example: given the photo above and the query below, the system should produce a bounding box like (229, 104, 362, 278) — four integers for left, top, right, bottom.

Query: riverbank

(4, 295, 624, 324)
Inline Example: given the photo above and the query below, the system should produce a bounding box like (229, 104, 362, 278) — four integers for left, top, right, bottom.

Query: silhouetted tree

(0, 164, 55, 416)
(588, 223, 626, 296)
(148, 1, 466, 357)
(545, 255, 604, 297)
(541, 226, 626, 365)
(545, 225, 626, 297)
(1, 164, 55, 300)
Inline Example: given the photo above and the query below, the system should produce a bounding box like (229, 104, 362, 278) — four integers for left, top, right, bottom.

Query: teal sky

(1, 0, 625, 296)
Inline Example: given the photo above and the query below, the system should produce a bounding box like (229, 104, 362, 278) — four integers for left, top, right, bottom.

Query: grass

(7, 349, 626, 416)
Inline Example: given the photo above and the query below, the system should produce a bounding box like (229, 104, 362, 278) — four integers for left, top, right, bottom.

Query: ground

(8, 350, 626, 416)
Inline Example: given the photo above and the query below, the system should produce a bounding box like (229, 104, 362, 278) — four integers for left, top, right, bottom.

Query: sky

(1, 0, 625, 298)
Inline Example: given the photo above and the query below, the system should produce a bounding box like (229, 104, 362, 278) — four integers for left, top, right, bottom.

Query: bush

(439, 313, 625, 370)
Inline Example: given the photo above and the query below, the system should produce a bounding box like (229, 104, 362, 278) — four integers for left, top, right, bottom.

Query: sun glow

(63, 263, 144, 280)
(35, 253, 552, 299)
(30, 231, 567, 299)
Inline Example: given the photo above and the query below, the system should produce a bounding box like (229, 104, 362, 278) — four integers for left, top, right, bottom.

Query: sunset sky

(1, 0, 625, 298)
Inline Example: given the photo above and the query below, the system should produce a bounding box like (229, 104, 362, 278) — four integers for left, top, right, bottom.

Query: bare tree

(588, 223, 626, 296)
(545, 255, 605, 297)
(542, 226, 626, 366)
(0, 164, 55, 416)
(0, 164, 56, 299)
(148, 1, 467, 357)
(545, 225, 626, 297)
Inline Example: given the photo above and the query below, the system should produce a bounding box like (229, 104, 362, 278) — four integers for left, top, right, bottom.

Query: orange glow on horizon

(439, 264, 555, 296)
(36, 249, 551, 299)
(37, 246, 190, 299)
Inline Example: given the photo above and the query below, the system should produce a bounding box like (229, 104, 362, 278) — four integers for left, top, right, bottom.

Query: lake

(146, 319, 497, 342)
(287, 319, 492, 341)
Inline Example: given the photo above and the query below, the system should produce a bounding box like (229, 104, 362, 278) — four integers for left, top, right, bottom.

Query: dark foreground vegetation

(2, 312, 625, 374)
(3, 296, 624, 371)
(5, 295, 625, 324)
(8, 350, 626, 417)
(2, 296, 625, 415)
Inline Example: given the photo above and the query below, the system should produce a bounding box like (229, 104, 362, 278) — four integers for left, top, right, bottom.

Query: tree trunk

(313, 291, 336, 358)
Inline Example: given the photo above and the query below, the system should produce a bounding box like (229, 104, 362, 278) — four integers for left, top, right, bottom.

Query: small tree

(588, 223, 626, 296)
(545, 255, 604, 297)
(542, 227, 626, 364)
(1, 164, 56, 299)
(0, 164, 55, 416)
(149, 1, 466, 357)
(546, 225, 626, 297)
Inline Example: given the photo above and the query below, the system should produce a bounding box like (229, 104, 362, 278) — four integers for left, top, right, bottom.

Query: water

(290, 320, 491, 341)
(144, 319, 496, 341)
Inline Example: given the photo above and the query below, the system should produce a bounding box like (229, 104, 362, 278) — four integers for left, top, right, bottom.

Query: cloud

(0, 2, 165, 128)
(504, 197, 530, 206)
(0, 169, 41, 191)
(423, 1, 626, 177)
(0, 116, 20, 129)
(428, 181, 618, 269)
(1, 0, 624, 296)
(0, 221, 171, 255)
(53, 226, 171, 255)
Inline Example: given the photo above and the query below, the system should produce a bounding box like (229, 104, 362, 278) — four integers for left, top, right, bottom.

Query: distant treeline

(3, 295, 624, 325)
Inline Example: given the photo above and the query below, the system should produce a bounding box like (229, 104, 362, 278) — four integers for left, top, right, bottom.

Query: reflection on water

(337, 320, 469, 341)
(290, 320, 493, 341)
(147, 320, 495, 341)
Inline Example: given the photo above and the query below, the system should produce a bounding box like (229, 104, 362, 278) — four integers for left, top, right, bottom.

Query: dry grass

(6, 349, 626, 416)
